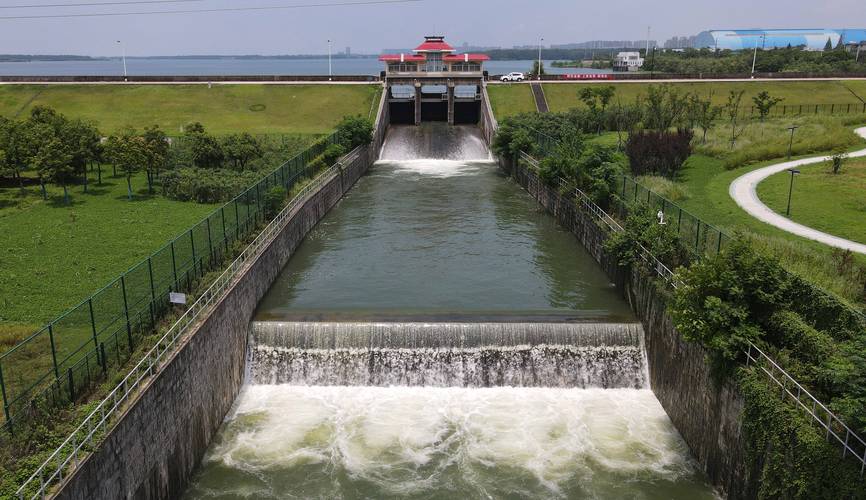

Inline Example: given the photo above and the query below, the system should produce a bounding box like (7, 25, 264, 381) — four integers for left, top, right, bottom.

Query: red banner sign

(560, 73, 613, 80)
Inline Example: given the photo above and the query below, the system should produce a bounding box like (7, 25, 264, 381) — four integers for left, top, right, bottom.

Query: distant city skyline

(0, 0, 863, 56)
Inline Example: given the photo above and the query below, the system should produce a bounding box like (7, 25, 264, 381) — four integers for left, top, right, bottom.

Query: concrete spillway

(248, 322, 648, 389)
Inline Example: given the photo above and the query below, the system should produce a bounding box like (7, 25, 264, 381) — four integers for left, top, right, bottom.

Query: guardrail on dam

(29, 92, 391, 500)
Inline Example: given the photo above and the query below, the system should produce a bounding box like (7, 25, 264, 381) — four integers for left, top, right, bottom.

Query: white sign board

(169, 292, 187, 305)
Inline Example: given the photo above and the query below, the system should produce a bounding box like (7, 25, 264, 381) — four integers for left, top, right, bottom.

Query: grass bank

(757, 156, 866, 245)
(542, 80, 866, 113)
(0, 84, 379, 135)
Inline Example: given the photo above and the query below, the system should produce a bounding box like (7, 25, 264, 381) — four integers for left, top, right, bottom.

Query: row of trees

(648, 45, 864, 74)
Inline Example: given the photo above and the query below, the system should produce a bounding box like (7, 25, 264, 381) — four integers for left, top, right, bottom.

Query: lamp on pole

(327, 39, 332, 80)
(786, 125, 799, 159)
(537, 37, 544, 80)
(785, 168, 800, 216)
(750, 34, 765, 78)
(116, 40, 127, 81)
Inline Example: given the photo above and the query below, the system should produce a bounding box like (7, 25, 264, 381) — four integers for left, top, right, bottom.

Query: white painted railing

(16, 158, 353, 499)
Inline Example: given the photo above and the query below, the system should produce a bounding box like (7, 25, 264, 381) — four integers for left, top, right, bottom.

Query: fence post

(621, 176, 627, 198)
(677, 208, 683, 234)
(695, 223, 701, 252)
(99, 343, 107, 373)
(220, 206, 228, 253)
(170, 241, 178, 290)
(147, 257, 156, 303)
(717, 231, 723, 254)
(120, 276, 132, 349)
(189, 230, 197, 277)
(206, 217, 214, 267)
(0, 361, 10, 429)
(88, 298, 99, 360)
(67, 368, 74, 401)
(48, 324, 59, 379)
(235, 199, 241, 239)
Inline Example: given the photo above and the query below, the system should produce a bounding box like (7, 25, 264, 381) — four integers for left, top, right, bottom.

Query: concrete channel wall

(54, 90, 388, 500)
(501, 156, 758, 499)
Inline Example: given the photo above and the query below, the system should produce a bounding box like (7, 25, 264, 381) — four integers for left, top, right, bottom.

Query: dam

(180, 124, 717, 499)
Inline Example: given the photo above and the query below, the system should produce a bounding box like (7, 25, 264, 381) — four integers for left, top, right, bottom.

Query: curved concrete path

(729, 127, 866, 254)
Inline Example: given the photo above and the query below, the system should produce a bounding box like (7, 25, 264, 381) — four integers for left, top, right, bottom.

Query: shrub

(323, 143, 347, 165)
(160, 168, 259, 203)
(336, 115, 373, 149)
(263, 186, 287, 218)
(625, 128, 693, 178)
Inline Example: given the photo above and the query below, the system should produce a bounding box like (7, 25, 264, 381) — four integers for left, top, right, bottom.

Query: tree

(752, 91, 784, 123)
(824, 37, 834, 52)
(725, 90, 746, 149)
(609, 100, 642, 150)
(578, 86, 616, 134)
(642, 84, 688, 131)
(32, 135, 74, 204)
(142, 125, 170, 193)
(530, 60, 545, 77)
(183, 125, 223, 169)
(0, 117, 29, 192)
(62, 118, 101, 193)
(688, 91, 722, 143)
(222, 133, 262, 171)
(104, 128, 148, 200)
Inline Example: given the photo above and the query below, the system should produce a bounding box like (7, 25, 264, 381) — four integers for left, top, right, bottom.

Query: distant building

(695, 29, 866, 51)
(613, 51, 644, 71)
(551, 40, 656, 49)
(345, 47, 351, 56)
(664, 35, 697, 49)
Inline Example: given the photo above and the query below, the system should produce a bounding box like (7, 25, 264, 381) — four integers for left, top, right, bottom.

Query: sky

(0, 0, 864, 56)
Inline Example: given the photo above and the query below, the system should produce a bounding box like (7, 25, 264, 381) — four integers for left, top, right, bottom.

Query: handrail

(517, 149, 865, 476)
(16, 151, 359, 499)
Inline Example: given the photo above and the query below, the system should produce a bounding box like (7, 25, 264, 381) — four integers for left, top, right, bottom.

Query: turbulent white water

(378, 124, 492, 161)
(184, 386, 716, 499)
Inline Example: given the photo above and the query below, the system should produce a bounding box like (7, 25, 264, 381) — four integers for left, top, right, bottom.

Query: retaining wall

(53, 90, 388, 499)
(502, 157, 758, 499)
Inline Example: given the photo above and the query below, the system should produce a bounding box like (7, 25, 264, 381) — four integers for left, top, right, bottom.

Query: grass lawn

(0, 171, 217, 337)
(487, 84, 536, 118)
(0, 84, 380, 135)
(757, 157, 866, 245)
(542, 80, 865, 113)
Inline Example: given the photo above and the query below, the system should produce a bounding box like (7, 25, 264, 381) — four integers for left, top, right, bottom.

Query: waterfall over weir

(248, 322, 648, 389)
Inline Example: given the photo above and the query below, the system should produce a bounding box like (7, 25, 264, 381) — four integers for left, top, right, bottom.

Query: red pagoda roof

(443, 54, 490, 62)
(378, 54, 426, 62)
(414, 39, 455, 52)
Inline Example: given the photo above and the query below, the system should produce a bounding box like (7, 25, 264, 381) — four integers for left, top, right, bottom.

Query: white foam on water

(374, 159, 494, 178)
(192, 386, 716, 499)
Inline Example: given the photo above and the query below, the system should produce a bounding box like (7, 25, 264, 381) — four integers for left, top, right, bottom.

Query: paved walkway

(729, 127, 866, 254)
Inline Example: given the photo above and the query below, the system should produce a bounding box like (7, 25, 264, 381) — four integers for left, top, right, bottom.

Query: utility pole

(751, 34, 764, 78)
(537, 37, 544, 80)
(327, 39, 332, 80)
(116, 40, 127, 81)
(646, 26, 651, 60)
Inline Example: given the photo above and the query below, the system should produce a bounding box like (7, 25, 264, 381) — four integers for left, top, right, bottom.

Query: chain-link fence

(0, 133, 337, 433)
(745, 102, 866, 118)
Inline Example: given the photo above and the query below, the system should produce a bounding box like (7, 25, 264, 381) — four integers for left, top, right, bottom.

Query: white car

(500, 72, 525, 82)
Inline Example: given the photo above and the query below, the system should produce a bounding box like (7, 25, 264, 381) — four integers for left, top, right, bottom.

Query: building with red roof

(379, 36, 490, 74)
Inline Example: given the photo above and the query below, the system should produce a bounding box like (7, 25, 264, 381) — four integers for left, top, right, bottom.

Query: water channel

(183, 124, 716, 499)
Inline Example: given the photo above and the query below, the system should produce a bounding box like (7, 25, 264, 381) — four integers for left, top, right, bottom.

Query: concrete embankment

(501, 157, 758, 499)
(53, 94, 389, 500)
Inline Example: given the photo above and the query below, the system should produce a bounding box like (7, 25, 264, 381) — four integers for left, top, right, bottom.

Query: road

(728, 127, 866, 254)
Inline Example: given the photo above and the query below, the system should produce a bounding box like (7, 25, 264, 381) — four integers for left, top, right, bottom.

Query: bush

(323, 143, 347, 165)
(160, 168, 260, 203)
(335, 115, 373, 149)
(263, 186, 287, 218)
(625, 128, 693, 178)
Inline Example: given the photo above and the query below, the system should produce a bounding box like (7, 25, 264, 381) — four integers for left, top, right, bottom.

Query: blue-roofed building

(695, 29, 866, 51)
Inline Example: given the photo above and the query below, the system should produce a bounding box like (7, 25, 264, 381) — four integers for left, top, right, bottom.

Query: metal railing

(15, 149, 361, 499)
(745, 342, 866, 475)
(517, 149, 865, 476)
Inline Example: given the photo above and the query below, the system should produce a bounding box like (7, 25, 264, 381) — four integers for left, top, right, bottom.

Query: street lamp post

(786, 125, 799, 159)
(537, 37, 544, 80)
(750, 34, 765, 78)
(116, 40, 127, 81)
(327, 39, 332, 80)
(785, 168, 800, 216)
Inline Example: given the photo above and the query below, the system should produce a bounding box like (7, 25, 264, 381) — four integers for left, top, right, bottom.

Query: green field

(487, 84, 536, 118)
(0, 170, 217, 335)
(757, 157, 866, 245)
(541, 80, 866, 113)
(0, 84, 380, 135)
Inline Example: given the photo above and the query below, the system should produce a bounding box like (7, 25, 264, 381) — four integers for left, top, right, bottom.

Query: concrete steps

(530, 82, 550, 113)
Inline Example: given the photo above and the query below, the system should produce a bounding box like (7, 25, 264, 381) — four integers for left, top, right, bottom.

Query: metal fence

(0, 133, 338, 433)
(746, 102, 866, 118)
(15, 146, 365, 499)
